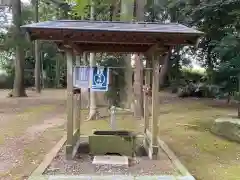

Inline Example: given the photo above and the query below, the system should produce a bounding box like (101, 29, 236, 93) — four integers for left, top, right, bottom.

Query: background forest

(0, 0, 239, 103)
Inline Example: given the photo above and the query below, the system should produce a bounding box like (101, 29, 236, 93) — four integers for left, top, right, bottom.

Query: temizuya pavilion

(21, 20, 203, 159)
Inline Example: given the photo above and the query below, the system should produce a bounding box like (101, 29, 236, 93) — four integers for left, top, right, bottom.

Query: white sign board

(0, 0, 11, 6)
(73, 67, 91, 88)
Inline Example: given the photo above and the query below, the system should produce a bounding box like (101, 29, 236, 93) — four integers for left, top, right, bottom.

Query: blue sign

(91, 67, 109, 92)
(74, 67, 91, 88)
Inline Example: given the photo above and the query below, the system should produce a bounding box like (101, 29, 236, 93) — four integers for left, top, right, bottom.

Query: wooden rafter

(56, 42, 160, 53)
(29, 30, 198, 52)
(64, 41, 83, 54)
(22, 20, 203, 54)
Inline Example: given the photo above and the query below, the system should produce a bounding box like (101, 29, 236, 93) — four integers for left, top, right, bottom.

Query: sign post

(73, 66, 110, 92)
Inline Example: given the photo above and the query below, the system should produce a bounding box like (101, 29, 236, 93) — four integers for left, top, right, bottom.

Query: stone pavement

(47, 175, 195, 180)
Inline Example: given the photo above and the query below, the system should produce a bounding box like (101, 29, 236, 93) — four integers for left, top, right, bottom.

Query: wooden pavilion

(21, 20, 203, 160)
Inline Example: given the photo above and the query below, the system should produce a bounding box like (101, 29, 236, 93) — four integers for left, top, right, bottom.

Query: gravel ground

(0, 89, 67, 179)
(44, 143, 179, 176)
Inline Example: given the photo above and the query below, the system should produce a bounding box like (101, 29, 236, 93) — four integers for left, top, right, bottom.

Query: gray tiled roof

(21, 20, 203, 35)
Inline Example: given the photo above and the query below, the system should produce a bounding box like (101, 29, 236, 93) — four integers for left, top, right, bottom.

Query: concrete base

(92, 155, 129, 167)
(144, 130, 158, 160)
(28, 135, 195, 180)
(65, 145, 73, 159)
(89, 131, 136, 157)
(48, 175, 195, 180)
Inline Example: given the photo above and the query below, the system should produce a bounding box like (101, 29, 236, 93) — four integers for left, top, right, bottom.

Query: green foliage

(212, 32, 240, 95)
(66, 0, 117, 20)
(181, 67, 206, 82)
(40, 42, 66, 87)
(177, 81, 221, 98)
(159, 0, 240, 98)
(189, 0, 240, 68)
(1, 0, 239, 102)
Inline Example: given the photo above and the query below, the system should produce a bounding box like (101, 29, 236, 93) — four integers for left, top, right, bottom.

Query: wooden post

(238, 73, 240, 118)
(34, 0, 41, 93)
(66, 50, 74, 158)
(144, 56, 151, 132)
(75, 55, 81, 136)
(55, 58, 60, 88)
(150, 53, 160, 160)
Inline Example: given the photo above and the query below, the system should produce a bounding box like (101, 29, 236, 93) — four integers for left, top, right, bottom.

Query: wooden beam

(66, 49, 74, 159)
(25, 31, 33, 42)
(29, 29, 199, 46)
(56, 41, 82, 54)
(75, 54, 81, 66)
(77, 44, 150, 52)
(150, 52, 161, 160)
(56, 42, 65, 52)
(145, 44, 169, 57)
(56, 42, 152, 53)
(74, 55, 81, 138)
(30, 30, 158, 44)
(64, 41, 83, 55)
(143, 55, 151, 133)
(145, 44, 159, 55)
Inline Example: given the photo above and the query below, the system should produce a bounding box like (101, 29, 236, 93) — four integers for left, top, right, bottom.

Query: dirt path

(0, 89, 67, 180)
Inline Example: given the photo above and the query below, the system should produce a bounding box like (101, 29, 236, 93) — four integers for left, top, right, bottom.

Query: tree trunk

(238, 74, 240, 118)
(238, 103, 240, 118)
(88, 53, 97, 120)
(10, 0, 27, 97)
(206, 43, 214, 84)
(159, 49, 172, 88)
(133, 0, 146, 118)
(81, 52, 89, 108)
(87, 0, 98, 120)
(174, 46, 181, 82)
(120, 0, 134, 21)
(33, 0, 41, 93)
(120, 0, 134, 110)
(55, 55, 60, 88)
(227, 92, 231, 104)
(136, 0, 146, 21)
(111, 0, 120, 21)
(55, 4, 68, 89)
(133, 54, 144, 117)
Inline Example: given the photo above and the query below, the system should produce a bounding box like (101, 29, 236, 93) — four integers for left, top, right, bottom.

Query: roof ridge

(54, 20, 180, 25)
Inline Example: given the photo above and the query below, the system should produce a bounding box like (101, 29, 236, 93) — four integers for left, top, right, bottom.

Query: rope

(74, 65, 154, 70)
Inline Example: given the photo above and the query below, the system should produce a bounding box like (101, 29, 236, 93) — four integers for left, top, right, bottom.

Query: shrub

(177, 82, 221, 98)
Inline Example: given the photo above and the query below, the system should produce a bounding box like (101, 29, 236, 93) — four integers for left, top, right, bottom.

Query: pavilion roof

(21, 20, 204, 53)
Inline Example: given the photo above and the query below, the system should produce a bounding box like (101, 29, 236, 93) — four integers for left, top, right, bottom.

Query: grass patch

(80, 99, 240, 179)
(7, 125, 65, 180)
(159, 98, 240, 180)
(80, 109, 143, 135)
(2, 90, 239, 180)
(0, 105, 57, 145)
